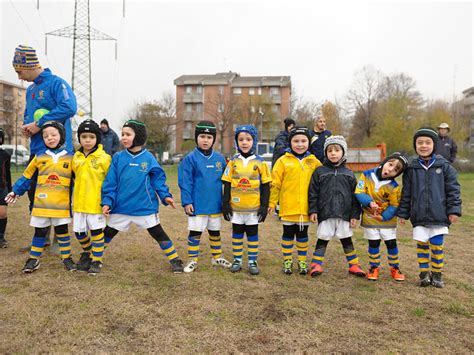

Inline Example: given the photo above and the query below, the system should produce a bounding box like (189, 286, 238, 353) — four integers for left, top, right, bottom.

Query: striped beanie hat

(12, 45, 41, 70)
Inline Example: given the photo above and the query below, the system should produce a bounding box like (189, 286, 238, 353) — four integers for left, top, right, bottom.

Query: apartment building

(174, 72, 291, 154)
(0, 80, 27, 148)
(462, 87, 474, 154)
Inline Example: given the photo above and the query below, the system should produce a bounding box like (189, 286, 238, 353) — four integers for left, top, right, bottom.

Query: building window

(258, 87, 262, 95)
(249, 88, 255, 96)
(272, 104, 280, 113)
(218, 86, 224, 95)
(196, 86, 202, 94)
(250, 106, 256, 113)
(233, 87, 242, 95)
(218, 103, 224, 113)
(195, 103, 203, 112)
(185, 86, 192, 94)
(185, 103, 192, 112)
(270, 87, 279, 96)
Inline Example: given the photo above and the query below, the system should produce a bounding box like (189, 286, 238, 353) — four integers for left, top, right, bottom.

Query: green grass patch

(412, 307, 426, 317)
(445, 302, 471, 317)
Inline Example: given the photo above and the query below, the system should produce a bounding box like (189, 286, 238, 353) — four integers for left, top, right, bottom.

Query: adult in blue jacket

(100, 119, 120, 156)
(309, 115, 331, 162)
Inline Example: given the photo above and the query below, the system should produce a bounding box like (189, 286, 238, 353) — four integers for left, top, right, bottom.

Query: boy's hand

(257, 206, 267, 223)
(350, 218, 357, 228)
(165, 197, 176, 209)
(184, 204, 194, 216)
(448, 214, 459, 223)
(369, 201, 380, 215)
(267, 207, 274, 214)
(310, 213, 317, 223)
(102, 205, 111, 216)
(4, 192, 18, 204)
(398, 218, 406, 225)
(222, 205, 232, 221)
(371, 214, 384, 222)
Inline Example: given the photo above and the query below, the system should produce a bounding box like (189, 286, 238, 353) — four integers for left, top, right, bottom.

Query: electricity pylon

(45, 0, 117, 120)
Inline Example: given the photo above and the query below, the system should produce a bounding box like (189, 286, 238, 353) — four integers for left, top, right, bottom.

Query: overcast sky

(1, 0, 472, 130)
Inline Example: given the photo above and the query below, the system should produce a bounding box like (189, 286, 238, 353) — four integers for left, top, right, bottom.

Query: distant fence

(346, 144, 386, 172)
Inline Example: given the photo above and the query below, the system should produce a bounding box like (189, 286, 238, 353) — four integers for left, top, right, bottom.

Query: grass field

(0, 168, 472, 352)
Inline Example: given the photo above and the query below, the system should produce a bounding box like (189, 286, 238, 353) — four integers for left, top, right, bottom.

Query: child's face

(415, 136, 434, 158)
(197, 133, 214, 151)
(42, 127, 61, 149)
(237, 132, 253, 154)
(80, 132, 97, 152)
(121, 127, 135, 149)
(381, 159, 403, 179)
(291, 135, 309, 155)
(326, 144, 343, 163)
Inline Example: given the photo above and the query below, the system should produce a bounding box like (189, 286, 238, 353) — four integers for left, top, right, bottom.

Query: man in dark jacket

(309, 115, 332, 162)
(100, 119, 120, 156)
(271, 117, 295, 168)
(435, 122, 457, 163)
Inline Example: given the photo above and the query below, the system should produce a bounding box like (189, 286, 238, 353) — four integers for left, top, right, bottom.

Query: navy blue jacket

(397, 155, 462, 227)
(101, 128, 120, 156)
(309, 129, 332, 162)
(271, 130, 290, 168)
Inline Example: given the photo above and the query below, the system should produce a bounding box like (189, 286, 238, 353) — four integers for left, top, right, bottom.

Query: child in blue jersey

(101, 120, 184, 273)
(5, 121, 76, 273)
(0, 129, 12, 248)
(222, 125, 272, 275)
(355, 152, 408, 281)
(397, 127, 461, 288)
(178, 121, 231, 273)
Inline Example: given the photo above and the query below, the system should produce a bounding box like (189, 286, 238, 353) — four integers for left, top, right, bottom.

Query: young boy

(355, 152, 408, 281)
(269, 126, 321, 275)
(5, 121, 76, 273)
(0, 128, 12, 248)
(397, 127, 461, 288)
(308, 135, 365, 278)
(101, 120, 184, 273)
(72, 119, 111, 275)
(222, 125, 271, 275)
(178, 121, 231, 272)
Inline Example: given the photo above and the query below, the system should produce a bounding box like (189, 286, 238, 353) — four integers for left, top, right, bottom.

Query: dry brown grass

(0, 168, 472, 353)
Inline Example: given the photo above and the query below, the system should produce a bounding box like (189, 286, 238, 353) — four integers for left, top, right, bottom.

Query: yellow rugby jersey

(355, 169, 401, 228)
(22, 149, 73, 218)
(222, 154, 272, 213)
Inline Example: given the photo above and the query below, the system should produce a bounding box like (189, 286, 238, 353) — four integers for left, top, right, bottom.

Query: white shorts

(231, 212, 259, 225)
(188, 215, 221, 232)
(413, 226, 449, 243)
(363, 228, 397, 241)
(282, 221, 311, 226)
(317, 218, 352, 240)
(107, 213, 160, 232)
(30, 216, 72, 228)
(73, 212, 106, 233)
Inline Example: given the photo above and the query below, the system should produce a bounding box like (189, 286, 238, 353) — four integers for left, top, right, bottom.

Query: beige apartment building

(462, 87, 474, 154)
(0, 80, 27, 148)
(174, 72, 291, 154)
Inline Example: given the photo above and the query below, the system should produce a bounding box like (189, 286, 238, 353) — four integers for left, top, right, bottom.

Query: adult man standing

(309, 115, 332, 162)
(13, 45, 77, 250)
(271, 117, 295, 168)
(435, 123, 457, 163)
(100, 119, 120, 156)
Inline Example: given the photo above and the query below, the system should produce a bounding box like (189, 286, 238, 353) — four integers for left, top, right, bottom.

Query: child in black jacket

(308, 135, 365, 278)
(0, 129, 11, 248)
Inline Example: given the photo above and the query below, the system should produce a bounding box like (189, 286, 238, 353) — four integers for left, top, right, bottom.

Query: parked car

(172, 154, 184, 164)
(2, 144, 30, 165)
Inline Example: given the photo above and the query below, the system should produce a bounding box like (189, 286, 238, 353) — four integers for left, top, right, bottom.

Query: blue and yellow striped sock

(90, 230, 105, 262)
(368, 245, 381, 267)
(56, 233, 72, 259)
(30, 236, 47, 259)
(247, 234, 259, 262)
(208, 234, 222, 259)
(296, 236, 308, 262)
(417, 241, 430, 272)
(430, 234, 444, 274)
(281, 235, 294, 261)
(187, 235, 200, 260)
(344, 249, 360, 266)
(159, 240, 179, 261)
(387, 246, 399, 268)
(75, 232, 92, 252)
(232, 231, 244, 261)
(311, 246, 326, 265)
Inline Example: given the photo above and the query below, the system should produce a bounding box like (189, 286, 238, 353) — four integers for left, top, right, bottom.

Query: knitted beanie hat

(324, 135, 348, 160)
(379, 152, 408, 178)
(123, 120, 147, 148)
(12, 45, 41, 70)
(195, 120, 217, 146)
(234, 124, 258, 154)
(77, 119, 101, 146)
(288, 126, 311, 143)
(413, 127, 438, 150)
(41, 121, 66, 149)
(284, 117, 296, 131)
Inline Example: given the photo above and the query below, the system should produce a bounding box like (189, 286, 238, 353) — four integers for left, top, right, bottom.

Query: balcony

(183, 111, 203, 121)
(183, 93, 203, 103)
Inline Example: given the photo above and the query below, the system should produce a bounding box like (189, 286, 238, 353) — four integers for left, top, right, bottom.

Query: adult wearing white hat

(435, 123, 457, 163)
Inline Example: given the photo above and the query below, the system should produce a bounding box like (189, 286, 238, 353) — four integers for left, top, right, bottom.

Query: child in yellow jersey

(72, 119, 111, 275)
(269, 127, 321, 275)
(355, 152, 408, 282)
(5, 121, 76, 273)
(222, 125, 271, 275)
